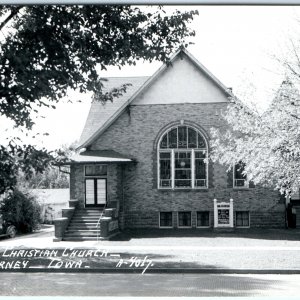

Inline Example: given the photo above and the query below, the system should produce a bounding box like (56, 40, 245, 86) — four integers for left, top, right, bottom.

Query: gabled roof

(78, 48, 232, 150)
(78, 76, 149, 147)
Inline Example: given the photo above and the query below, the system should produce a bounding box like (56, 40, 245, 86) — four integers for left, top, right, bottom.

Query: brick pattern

(70, 103, 285, 229)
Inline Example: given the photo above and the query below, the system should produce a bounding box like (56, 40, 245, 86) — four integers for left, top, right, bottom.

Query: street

(1, 272, 300, 296)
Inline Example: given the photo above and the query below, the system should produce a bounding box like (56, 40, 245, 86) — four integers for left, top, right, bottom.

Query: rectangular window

(159, 212, 173, 228)
(197, 211, 210, 227)
(195, 151, 206, 187)
(234, 162, 247, 187)
(159, 152, 171, 187)
(174, 151, 191, 187)
(236, 211, 250, 227)
(85, 165, 107, 176)
(178, 211, 192, 227)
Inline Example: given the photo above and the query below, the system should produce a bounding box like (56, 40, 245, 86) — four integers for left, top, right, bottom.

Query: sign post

(214, 198, 233, 228)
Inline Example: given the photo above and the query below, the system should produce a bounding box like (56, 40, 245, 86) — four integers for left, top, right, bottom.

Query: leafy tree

(18, 143, 77, 189)
(0, 189, 42, 233)
(210, 79, 300, 197)
(0, 5, 197, 129)
(0, 5, 198, 194)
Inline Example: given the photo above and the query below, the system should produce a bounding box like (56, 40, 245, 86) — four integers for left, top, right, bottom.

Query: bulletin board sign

(214, 199, 233, 228)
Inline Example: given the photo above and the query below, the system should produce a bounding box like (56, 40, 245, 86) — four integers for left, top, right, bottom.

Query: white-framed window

(233, 162, 248, 188)
(159, 212, 173, 228)
(84, 164, 107, 177)
(235, 211, 250, 227)
(158, 125, 208, 189)
(178, 211, 192, 228)
(196, 211, 210, 227)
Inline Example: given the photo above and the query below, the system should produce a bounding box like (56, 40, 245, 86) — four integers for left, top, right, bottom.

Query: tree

(0, 5, 197, 129)
(18, 142, 77, 189)
(210, 79, 300, 197)
(0, 5, 198, 194)
(0, 139, 68, 194)
(0, 188, 42, 233)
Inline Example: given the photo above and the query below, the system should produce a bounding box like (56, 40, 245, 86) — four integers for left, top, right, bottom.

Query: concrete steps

(63, 209, 103, 241)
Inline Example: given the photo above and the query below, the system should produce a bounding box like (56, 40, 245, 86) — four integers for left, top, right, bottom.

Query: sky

(1, 5, 300, 150)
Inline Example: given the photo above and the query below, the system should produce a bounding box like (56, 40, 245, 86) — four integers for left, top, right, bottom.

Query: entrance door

(85, 178, 106, 207)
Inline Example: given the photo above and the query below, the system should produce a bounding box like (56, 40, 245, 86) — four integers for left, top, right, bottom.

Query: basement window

(178, 211, 192, 228)
(159, 212, 173, 228)
(197, 211, 210, 227)
(236, 211, 250, 227)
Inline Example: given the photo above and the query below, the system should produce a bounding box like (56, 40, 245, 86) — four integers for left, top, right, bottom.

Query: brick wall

(72, 102, 285, 229)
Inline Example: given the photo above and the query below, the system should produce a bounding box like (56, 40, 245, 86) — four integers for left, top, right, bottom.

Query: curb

(1, 268, 300, 274)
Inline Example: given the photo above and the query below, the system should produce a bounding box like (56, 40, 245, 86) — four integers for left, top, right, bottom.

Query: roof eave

(56, 159, 136, 166)
(77, 49, 184, 150)
(77, 48, 233, 150)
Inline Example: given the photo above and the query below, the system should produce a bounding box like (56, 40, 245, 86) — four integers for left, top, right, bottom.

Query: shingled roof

(77, 48, 232, 149)
(78, 76, 149, 147)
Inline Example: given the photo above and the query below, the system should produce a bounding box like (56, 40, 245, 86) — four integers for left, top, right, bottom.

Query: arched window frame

(157, 124, 208, 190)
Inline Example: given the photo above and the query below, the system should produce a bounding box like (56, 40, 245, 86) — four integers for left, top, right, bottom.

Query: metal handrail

(96, 202, 108, 242)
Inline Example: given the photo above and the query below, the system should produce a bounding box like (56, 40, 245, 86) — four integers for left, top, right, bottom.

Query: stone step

(68, 222, 99, 225)
(62, 237, 101, 241)
(73, 213, 102, 216)
(62, 208, 108, 240)
(75, 210, 103, 213)
(64, 232, 99, 237)
(72, 215, 101, 219)
(71, 218, 99, 223)
(68, 225, 99, 229)
(71, 220, 100, 223)
(74, 210, 103, 213)
(73, 214, 101, 218)
(65, 230, 99, 234)
(69, 222, 99, 225)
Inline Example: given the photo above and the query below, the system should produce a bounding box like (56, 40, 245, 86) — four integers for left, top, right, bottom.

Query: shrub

(0, 189, 42, 233)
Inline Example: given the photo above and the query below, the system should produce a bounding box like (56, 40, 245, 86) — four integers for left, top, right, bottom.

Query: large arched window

(158, 125, 208, 189)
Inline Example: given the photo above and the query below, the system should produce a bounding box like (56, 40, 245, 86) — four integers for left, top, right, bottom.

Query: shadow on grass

(109, 228, 300, 241)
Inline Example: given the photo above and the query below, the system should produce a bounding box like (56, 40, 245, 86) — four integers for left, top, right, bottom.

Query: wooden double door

(85, 178, 107, 207)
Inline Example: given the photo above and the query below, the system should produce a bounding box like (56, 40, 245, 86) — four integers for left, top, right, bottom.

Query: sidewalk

(0, 226, 300, 273)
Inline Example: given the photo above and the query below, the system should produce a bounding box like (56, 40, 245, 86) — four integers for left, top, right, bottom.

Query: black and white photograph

(1, 1, 300, 297)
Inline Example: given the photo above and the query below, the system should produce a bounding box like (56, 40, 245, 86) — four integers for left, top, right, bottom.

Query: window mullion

(206, 150, 208, 188)
(191, 149, 195, 188)
(158, 151, 160, 189)
(171, 149, 175, 189)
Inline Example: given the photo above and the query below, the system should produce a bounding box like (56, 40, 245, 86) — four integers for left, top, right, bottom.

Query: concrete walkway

(1, 226, 300, 273)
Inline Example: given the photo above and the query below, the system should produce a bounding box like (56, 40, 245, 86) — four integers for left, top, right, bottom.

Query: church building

(54, 48, 285, 241)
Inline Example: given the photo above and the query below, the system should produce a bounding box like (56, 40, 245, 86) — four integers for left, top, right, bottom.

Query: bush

(0, 189, 42, 233)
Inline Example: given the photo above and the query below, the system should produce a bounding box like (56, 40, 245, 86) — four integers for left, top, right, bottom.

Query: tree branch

(0, 6, 23, 31)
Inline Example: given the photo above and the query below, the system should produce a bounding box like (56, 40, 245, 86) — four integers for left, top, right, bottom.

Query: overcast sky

(1, 5, 300, 150)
